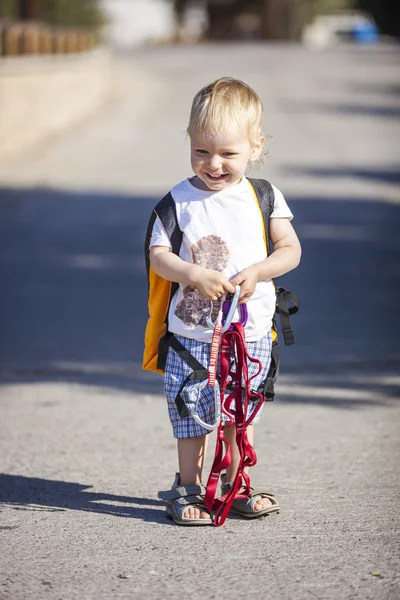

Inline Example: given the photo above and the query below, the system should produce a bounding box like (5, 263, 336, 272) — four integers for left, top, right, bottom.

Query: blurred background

(0, 0, 399, 398)
(0, 0, 398, 50)
(0, 4, 400, 597)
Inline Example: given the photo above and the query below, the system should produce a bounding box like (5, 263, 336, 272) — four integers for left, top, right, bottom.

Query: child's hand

(230, 265, 260, 303)
(193, 268, 235, 301)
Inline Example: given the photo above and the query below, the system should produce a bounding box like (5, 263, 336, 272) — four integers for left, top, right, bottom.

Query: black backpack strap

(275, 287, 299, 346)
(247, 178, 275, 253)
(153, 192, 183, 306)
(153, 192, 183, 255)
(248, 179, 299, 347)
(169, 335, 208, 418)
(144, 190, 182, 279)
(144, 209, 157, 289)
(257, 339, 280, 401)
(145, 191, 183, 331)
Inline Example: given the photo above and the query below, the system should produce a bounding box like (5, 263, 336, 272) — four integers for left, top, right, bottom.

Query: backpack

(143, 178, 299, 407)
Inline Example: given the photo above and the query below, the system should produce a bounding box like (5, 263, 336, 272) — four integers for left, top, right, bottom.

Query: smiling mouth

(205, 173, 228, 181)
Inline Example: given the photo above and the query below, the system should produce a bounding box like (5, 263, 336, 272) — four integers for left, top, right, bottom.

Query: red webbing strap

(204, 323, 265, 527)
(207, 323, 222, 386)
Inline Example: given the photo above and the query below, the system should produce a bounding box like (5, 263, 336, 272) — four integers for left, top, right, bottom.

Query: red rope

(204, 323, 265, 527)
(207, 323, 222, 386)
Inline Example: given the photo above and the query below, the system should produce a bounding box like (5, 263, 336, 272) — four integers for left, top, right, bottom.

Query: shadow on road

(0, 184, 399, 407)
(0, 474, 168, 523)
(349, 82, 400, 97)
(283, 100, 400, 119)
(282, 165, 400, 184)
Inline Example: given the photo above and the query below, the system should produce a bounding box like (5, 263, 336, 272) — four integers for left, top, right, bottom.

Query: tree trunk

(206, 1, 243, 40)
(262, 0, 280, 39)
(19, 0, 40, 20)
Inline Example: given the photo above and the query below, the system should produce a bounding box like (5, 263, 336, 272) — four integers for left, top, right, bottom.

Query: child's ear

(250, 134, 265, 162)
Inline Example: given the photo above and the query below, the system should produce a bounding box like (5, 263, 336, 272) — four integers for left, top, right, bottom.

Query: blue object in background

(351, 21, 378, 44)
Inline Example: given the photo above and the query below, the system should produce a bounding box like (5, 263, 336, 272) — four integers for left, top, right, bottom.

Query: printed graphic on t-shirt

(174, 235, 230, 328)
(149, 177, 293, 342)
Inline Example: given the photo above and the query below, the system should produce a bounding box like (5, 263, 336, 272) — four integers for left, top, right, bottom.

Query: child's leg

(225, 424, 253, 483)
(177, 435, 209, 520)
(178, 435, 208, 485)
(224, 425, 273, 511)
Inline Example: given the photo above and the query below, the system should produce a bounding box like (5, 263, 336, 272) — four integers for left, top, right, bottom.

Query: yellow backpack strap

(143, 192, 183, 373)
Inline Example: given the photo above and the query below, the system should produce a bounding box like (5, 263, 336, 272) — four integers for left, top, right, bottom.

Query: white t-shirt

(149, 176, 293, 343)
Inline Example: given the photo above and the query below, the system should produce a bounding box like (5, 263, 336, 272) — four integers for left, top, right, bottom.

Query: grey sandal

(158, 473, 213, 526)
(221, 473, 280, 519)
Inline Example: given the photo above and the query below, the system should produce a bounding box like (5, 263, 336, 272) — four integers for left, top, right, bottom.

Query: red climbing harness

(204, 291, 266, 527)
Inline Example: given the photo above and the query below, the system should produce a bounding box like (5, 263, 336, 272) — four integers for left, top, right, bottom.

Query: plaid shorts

(164, 331, 272, 438)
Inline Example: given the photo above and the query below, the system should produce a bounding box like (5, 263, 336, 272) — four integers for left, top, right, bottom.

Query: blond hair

(187, 77, 264, 147)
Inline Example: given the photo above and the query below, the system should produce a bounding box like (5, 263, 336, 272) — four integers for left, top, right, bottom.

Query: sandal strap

(173, 496, 212, 522)
(248, 489, 276, 499)
(221, 480, 277, 503)
(232, 491, 279, 514)
(158, 483, 206, 502)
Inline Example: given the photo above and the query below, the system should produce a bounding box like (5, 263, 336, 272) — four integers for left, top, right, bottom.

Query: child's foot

(158, 474, 213, 526)
(252, 494, 274, 512)
(221, 473, 280, 519)
(182, 505, 210, 520)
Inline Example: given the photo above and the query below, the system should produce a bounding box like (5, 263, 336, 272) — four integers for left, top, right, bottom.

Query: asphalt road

(0, 42, 399, 600)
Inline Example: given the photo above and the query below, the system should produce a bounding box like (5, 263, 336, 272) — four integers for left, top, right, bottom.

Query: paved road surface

(0, 43, 399, 600)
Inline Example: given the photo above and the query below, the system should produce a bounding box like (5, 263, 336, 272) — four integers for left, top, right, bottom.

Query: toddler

(147, 77, 301, 525)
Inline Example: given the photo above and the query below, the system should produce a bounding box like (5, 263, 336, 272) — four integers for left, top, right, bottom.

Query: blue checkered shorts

(164, 331, 272, 438)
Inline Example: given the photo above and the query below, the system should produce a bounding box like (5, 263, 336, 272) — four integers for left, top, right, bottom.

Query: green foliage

(0, 0, 18, 19)
(174, 0, 263, 17)
(41, 0, 105, 27)
(308, 0, 354, 18)
(172, 0, 399, 37)
(174, 0, 355, 15)
(0, 0, 105, 27)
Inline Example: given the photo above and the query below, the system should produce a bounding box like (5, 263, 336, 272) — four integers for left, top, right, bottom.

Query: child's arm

(230, 218, 301, 303)
(150, 246, 235, 301)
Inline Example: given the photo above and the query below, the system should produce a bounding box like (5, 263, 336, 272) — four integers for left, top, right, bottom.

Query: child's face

(190, 124, 262, 192)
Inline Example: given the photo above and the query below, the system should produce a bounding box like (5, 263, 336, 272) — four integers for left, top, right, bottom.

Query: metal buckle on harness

(190, 286, 241, 431)
(205, 285, 241, 332)
(191, 378, 221, 431)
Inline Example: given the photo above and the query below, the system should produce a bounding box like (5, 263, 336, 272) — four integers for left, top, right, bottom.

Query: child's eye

(196, 149, 208, 155)
(224, 152, 237, 157)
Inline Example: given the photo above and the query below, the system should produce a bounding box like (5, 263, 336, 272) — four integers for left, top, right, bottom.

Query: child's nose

(208, 155, 222, 170)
